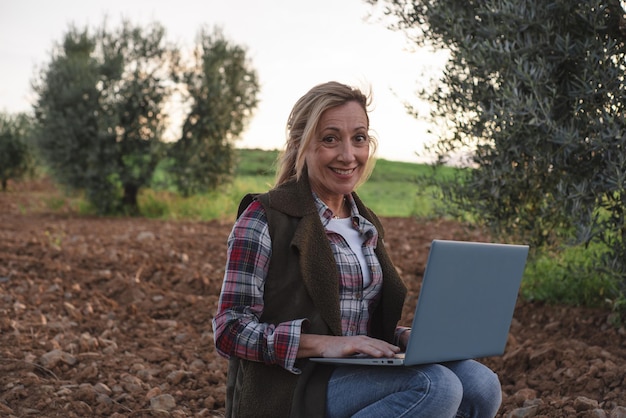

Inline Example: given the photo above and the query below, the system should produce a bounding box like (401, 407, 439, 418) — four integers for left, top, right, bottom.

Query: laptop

(310, 239, 529, 366)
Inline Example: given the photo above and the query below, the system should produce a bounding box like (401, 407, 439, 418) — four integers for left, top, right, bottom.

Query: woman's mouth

(331, 167, 356, 175)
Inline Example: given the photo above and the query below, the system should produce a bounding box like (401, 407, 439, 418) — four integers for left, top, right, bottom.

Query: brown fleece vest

(224, 176, 407, 418)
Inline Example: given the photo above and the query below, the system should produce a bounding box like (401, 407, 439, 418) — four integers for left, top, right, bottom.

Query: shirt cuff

(394, 326, 411, 349)
(281, 318, 309, 375)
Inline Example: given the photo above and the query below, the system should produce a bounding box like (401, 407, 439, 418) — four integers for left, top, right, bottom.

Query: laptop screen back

(403, 240, 528, 366)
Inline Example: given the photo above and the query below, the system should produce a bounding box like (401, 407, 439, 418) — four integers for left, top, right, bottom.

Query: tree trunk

(122, 184, 139, 215)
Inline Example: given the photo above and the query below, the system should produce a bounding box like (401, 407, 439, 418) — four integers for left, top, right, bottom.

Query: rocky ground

(1, 180, 626, 417)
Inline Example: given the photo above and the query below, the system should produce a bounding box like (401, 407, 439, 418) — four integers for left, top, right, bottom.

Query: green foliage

(32, 21, 259, 215)
(522, 242, 621, 308)
(372, 0, 626, 291)
(33, 22, 172, 215)
(169, 28, 260, 197)
(0, 112, 35, 191)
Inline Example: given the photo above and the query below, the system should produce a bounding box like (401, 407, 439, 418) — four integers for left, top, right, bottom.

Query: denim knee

(445, 360, 502, 418)
(467, 366, 502, 417)
(429, 364, 465, 406)
(404, 364, 464, 416)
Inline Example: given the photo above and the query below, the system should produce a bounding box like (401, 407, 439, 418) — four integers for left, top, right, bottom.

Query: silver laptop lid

(403, 239, 528, 366)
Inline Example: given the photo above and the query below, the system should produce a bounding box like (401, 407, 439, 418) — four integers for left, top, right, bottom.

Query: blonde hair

(275, 81, 377, 186)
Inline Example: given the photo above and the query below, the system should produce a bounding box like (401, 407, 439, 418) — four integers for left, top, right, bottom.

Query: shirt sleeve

(394, 326, 411, 350)
(212, 200, 305, 374)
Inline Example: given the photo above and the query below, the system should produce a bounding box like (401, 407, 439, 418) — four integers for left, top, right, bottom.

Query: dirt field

(1, 181, 626, 417)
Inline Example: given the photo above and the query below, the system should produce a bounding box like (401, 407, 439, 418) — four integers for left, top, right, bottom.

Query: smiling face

(304, 100, 370, 208)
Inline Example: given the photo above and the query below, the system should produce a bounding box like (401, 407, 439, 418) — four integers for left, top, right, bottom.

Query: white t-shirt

(327, 217, 372, 287)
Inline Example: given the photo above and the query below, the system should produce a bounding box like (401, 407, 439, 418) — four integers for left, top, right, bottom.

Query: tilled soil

(1, 182, 626, 418)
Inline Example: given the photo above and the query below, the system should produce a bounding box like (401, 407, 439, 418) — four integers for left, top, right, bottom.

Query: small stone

(510, 388, 538, 406)
(166, 370, 187, 385)
(139, 347, 170, 363)
(136, 231, 155, 241)
(584, 408, 608, 418)
(0, 402, 14, 414)
(94, 382, 112, 395)
(145, 386, 162, 400)
(505, 405, 539, 418)
(149, 394, 176, 411)
(610, 406, 626, 418)
(40, 349, 77, 368)
(574, 396, 599, 411)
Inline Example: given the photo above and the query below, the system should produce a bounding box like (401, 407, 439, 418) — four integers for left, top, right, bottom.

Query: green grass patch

(356, 180, 434, 218)
(141, 150, 444, 220)
(139, 174, 276, 221)
(235, 148, 279, 176)
(368, 158, 456, 182)
(521, 242, 621, 308)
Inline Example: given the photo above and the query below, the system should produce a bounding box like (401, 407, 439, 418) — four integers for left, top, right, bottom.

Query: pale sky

(0, 0, 447, 163)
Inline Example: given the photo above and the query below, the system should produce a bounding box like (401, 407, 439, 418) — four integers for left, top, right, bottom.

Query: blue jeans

(326, 360, 502, 418)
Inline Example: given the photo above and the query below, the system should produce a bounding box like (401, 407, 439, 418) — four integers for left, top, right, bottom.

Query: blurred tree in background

(0, 112, 35, 191)
(369, 0, 626, 288)
(32, 20, 258, 214)
(33, 22, 172, 214)
(170, 27, 259, 196)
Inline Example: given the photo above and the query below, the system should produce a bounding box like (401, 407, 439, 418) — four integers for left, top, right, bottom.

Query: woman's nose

(338, 140, 356, 162)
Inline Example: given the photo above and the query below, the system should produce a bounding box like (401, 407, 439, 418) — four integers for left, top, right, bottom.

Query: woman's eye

(322, 136, 337, 143)
(354, 134, 368, 143)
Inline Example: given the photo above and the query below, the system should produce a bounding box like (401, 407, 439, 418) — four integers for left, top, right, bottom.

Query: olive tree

(370, 0, 626, 283)
(33, 21, 173, 214)
(34, 21, 260, 213)
(169, 27, 259, 196)
(0, 112, 34, 191)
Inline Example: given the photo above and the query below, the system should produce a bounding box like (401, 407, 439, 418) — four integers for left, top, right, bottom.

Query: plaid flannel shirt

(213, 193, 405, 374)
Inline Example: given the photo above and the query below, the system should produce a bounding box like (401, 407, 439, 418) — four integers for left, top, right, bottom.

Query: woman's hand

(297, 334, 400, 359)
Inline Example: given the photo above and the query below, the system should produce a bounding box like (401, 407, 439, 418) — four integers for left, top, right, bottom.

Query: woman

(212, 81, 502, 417)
